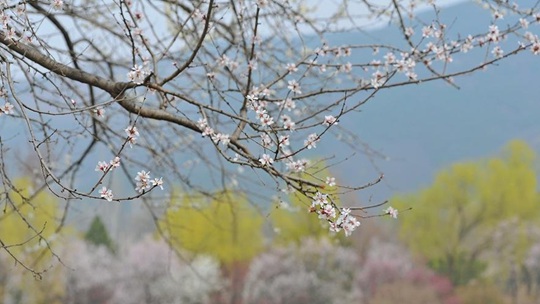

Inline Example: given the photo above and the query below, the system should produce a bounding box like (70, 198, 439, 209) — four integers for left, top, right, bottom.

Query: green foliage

(393, 140, 540, 285)
(428, 252, 487, 286)
(84, 216, 115, 253)
(159, 190, 264, 265)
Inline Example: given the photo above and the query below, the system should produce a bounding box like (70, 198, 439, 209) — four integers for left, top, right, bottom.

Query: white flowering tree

(0, 0, 538, 275)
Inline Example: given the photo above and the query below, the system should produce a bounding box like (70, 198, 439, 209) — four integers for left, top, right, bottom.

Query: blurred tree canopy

(0, 178, 65, 302)
(393, 140, 540, 285)
(85, 216, 115, 253)
(159, 190, 264, 265)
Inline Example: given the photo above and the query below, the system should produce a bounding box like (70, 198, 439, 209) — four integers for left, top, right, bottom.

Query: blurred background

(2, 0, 540, 303)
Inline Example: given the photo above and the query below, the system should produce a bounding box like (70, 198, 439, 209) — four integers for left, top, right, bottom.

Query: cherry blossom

(259, 154, 273, 166)
(125, 125, 139, 146)
(340, 62, 353, 73)
(260, 113, 275, 127)
(287, 79, 302, 94)
(385, 206, 399, 219)
(151, 177, 164, 190)
(326, 177, 336, 187)
(261, 133, 274, 148)
(99, 187, 114, 202)
(135, 170, 151, 193)
(93, 107, 105, 118)
(286, 63, 298, 72)
(532, 42, 540, 55)
(110, 157, 121, 169)
(202, 126, 215, 137)
(1, 102, 14, 115)
(197, 118, 208, 129)
(278, 135, 290, 147)
(52, 0, 64, 10)
(282, 115, 296, 130)
(127, 64, 148, 83)
(371, 70, 386, 88)
(311, 192, 329, 207)
(323, 115, 337, 126)
(520, 18, 529, 29)
(318, 203, 337, 220)
(486, 25, 500, 43)
(492, 46, 504, 58)
(332, 208, 361, 236)
(212, 133, 231, 146)
(405, 27, 414, 37)
(95, 161, 109, 172)
(280, 98, 296, 111)
(461, 35, 474, 53)
(125, 126, 139, 138)
(304, 133, 320, 149)
(286, 159, 308, 172)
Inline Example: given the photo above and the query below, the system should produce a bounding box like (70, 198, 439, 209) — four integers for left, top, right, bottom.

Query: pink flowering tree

(242, 238, 364, 304)
(0, 0, 539, 273)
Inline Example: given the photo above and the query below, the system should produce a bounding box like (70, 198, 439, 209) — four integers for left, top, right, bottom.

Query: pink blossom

(326, 177, 336, 187)
(99, 186, 114, 201)
(323, 115, 337, 126)
(95, 161, 110, 172)
(259, 154, 274, 166)
(304, 133, 319, 149)
(286, 63, 298, 72)
(94, 107, 105, 118)
(1, 102, 14, 115)
(287, 79, 302, 94)
(385, 206, 399, 219)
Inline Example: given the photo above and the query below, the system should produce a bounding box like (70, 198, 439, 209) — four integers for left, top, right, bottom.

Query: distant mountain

(2, 1, 539, 235)
(318, 1, 540, 202)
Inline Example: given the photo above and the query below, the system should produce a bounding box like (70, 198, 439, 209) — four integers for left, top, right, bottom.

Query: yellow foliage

(0, 178, 65, 303)
(0, 178, 60, 263)
(393, 140, 540, 283)
(160, 190, 263, 265)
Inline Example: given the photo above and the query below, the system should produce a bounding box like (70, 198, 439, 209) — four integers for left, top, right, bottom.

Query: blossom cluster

(305, 191, 399, 236)
(308, 192, 360, 237)
(93, 107, 105, 118)
(330, 208, 361, 237)
(6, 0, 535, 239)
(95, 157, 121, 173)
(217, 54, 239, 70)
(0, 102, 14, 115)
(52, 0, 63, 10)
(127, 63, 150, 84)
(359, 14, 540, 91)
(246, 86, 338, 174)
(134, 170, 163, 193)
(196, 118, 230, 146)
(247, 94, 276, 128)
(95, 125, 165, 201)
(385, 206, 399, 219)
(125, 125, 139, 146)
(99, 186, 114, 202)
